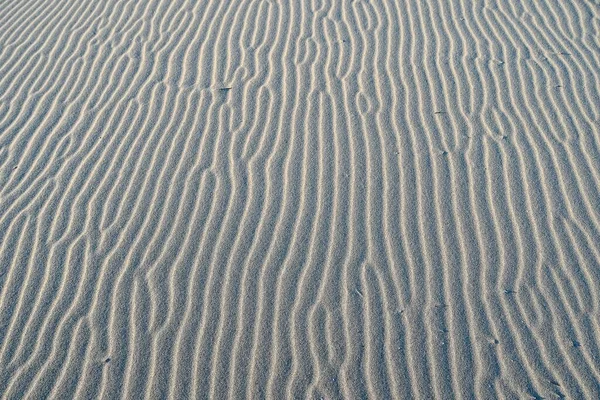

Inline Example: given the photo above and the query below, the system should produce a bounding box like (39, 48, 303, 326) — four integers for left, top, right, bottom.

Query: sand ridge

(1, 0, 600, 398)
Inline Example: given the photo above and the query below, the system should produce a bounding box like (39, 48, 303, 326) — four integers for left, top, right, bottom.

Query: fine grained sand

(1, 0, 600, 398)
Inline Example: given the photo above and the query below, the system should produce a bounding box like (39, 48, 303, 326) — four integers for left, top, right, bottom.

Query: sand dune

(1, 0, 600, 398)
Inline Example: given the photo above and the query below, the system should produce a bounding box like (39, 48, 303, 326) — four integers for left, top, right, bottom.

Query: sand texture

(1, 0, 600, 398)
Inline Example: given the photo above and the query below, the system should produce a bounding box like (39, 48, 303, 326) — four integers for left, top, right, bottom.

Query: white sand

(1, 0, 600, 398)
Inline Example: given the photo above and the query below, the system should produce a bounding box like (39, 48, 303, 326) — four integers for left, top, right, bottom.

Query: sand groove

(1, 0, 600, 398)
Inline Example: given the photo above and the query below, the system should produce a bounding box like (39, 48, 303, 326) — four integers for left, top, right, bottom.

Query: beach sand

(1, 0, 600, 398)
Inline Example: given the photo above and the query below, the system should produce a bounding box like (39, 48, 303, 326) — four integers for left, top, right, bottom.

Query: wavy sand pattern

(1, 0, 600, 398)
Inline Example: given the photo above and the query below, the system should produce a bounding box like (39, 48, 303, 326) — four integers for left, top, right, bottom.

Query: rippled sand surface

(1, 0, 600, 398)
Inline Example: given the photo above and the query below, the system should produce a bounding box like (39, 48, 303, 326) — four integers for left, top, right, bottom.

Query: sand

(1, 0, 600, 398)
